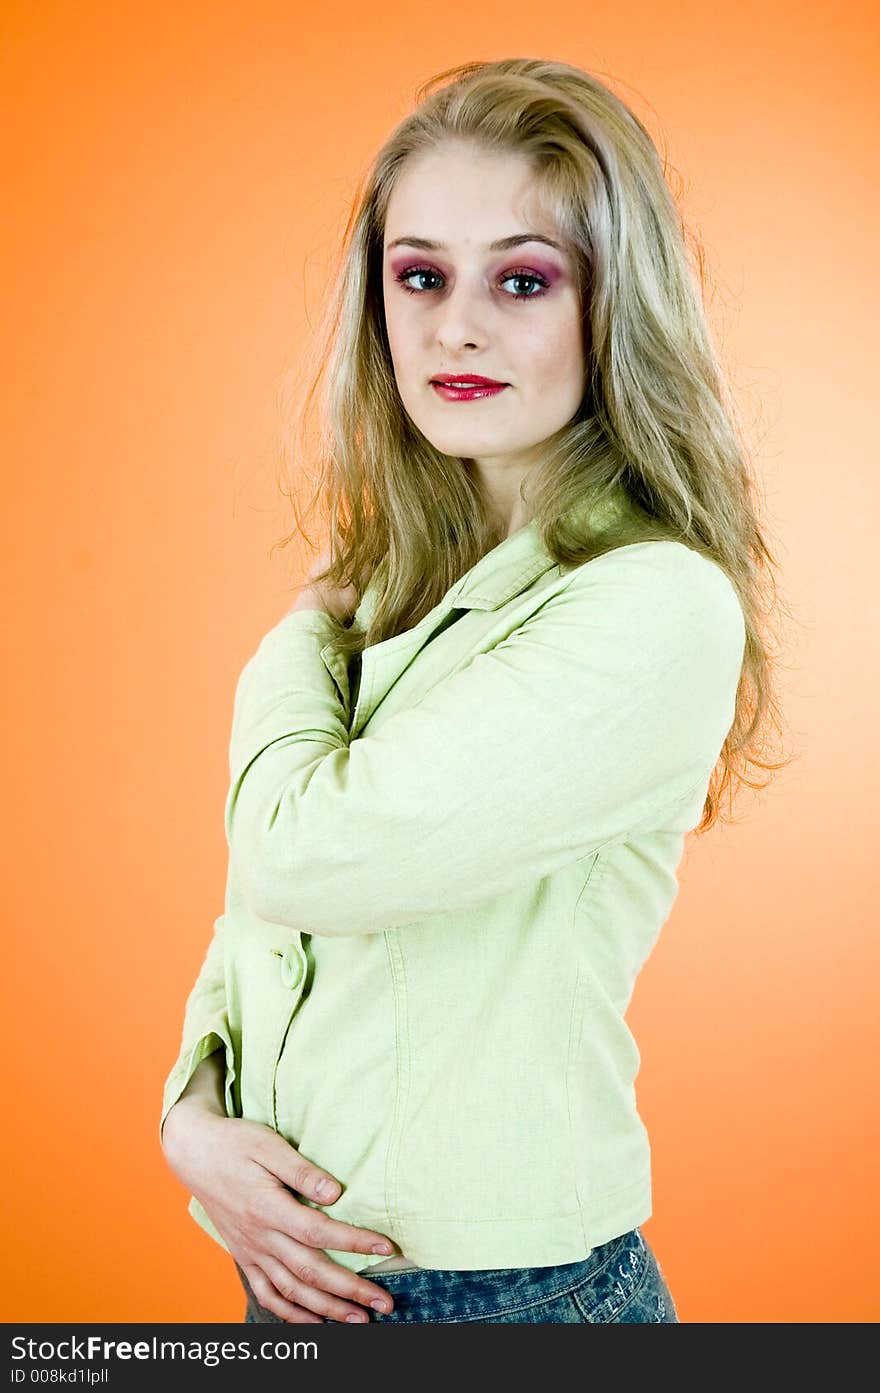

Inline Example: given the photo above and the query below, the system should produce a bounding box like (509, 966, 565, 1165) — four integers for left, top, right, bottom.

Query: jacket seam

(383, 931, 409, 1231)
(565, 968, 585, 1247)
(381, 1171, 650, 1225)
(565, 850, 605, 1247)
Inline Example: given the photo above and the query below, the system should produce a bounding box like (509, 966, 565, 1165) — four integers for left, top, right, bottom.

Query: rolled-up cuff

(159, 1020, 236, 1146)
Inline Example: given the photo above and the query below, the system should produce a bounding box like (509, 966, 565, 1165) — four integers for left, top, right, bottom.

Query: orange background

(3, 1, 877, 1324)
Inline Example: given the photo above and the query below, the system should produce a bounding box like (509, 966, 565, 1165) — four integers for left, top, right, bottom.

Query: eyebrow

(385, 233, 565, 254)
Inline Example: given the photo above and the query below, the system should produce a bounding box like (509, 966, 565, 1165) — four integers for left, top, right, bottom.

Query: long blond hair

(274, 57, 796, 833)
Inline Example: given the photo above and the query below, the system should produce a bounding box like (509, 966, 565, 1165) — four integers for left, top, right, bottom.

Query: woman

(159, 57, 787, 1324)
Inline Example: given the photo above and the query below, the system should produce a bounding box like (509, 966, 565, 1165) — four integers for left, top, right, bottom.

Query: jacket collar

(354, 480, 640, 628)
(449, 520, 556, 612)
(344, 481, 648, 739)
(448, 479, 641, 612)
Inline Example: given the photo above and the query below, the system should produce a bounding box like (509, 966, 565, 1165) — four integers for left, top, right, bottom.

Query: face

(382, 141, 587, 497)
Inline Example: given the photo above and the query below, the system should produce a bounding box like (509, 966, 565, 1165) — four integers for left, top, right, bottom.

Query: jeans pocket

(569, 1227, 679, 1323)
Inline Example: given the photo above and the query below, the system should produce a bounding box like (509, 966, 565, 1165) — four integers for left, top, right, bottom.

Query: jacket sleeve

(159, 912, 235, 1145)
(225, 543, 746, 937)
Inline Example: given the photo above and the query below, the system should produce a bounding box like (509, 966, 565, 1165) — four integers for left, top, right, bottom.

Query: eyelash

(393, 265, 550, 301)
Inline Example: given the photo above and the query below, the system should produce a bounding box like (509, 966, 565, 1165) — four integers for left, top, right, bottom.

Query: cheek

(384, 303, 417, 372)
(527, 315, 585, 395)
(383, 318, 407, 385)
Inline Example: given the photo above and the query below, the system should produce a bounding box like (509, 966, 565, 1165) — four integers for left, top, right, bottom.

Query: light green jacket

(160, 485, 746, 1274)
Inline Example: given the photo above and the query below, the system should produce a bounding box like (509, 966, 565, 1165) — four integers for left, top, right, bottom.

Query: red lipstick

(431, 373, 508, 402)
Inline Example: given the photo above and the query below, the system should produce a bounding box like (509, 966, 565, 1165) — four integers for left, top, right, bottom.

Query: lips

(430, 373, 509, 403)
(431, 381, 508, 402)
(431, 374, 507, 387)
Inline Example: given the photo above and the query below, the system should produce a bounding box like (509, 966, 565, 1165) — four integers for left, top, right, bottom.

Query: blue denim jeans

(236, 1225, 679, 1323)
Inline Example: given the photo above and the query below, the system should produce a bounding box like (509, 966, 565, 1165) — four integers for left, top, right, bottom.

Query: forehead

(383, 143, 562, 247)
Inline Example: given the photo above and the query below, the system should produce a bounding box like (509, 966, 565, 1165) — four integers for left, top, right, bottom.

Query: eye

(499, 269, 550, 300)
(395, 266, 444, 295)
(393, 265, 550, 301)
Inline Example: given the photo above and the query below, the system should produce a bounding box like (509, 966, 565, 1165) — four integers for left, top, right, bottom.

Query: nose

(434, 278, 488, 355)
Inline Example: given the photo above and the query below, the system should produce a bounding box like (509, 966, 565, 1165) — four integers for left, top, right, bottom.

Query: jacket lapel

(350, 522, 559, 738)
(347, 483, 638, 739)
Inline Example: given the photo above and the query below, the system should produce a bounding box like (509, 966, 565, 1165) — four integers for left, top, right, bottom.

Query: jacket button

(280, 941, 304, 992)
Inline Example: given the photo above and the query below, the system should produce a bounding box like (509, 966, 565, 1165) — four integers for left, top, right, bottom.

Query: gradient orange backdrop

(3, 0, 877, 1324)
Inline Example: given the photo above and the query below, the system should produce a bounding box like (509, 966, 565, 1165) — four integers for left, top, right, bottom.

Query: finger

(250, 1133, 386, 1252)
(255, 1141, 349, 1212)
(260, 1252, 389, 1324)
(269, 1232, 394, 1317)
(241, 1262, 325, 1324)
(299, 1205, 399, 1259)
(260, 1182, 398, 1258)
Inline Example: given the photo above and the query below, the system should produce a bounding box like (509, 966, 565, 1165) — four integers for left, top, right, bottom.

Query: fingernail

(371, 1243, 393, 1254)
(315, 1179, 339, 1200)
(371, 1299, 391, 1312)
(346, 1312, 368, 1323)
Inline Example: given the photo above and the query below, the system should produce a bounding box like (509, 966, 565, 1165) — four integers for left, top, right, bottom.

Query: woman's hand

(161, 1078, 398, 1323)
(291, 545, 358, 624)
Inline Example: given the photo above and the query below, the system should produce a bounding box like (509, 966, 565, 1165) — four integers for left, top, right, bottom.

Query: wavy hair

(273, 56, 796, 833)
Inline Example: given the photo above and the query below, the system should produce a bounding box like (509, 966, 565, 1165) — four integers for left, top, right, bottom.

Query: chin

(435, 441, 500, 462)
(417, 419, 506, 451)
(411, 424, 480, 453)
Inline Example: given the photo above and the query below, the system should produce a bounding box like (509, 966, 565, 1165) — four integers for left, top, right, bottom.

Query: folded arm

(224, 543, 746, 938)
